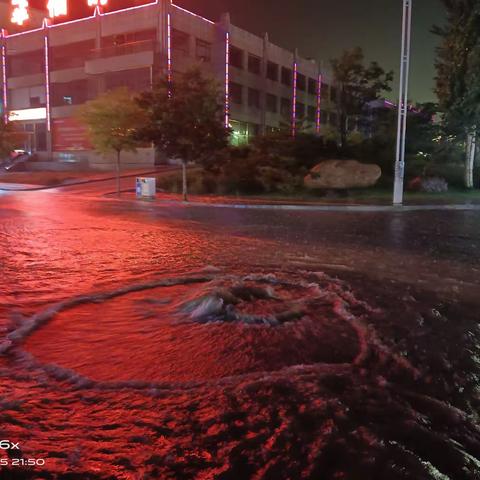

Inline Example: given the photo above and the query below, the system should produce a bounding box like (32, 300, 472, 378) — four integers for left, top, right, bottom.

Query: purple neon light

(44, 33, 51, 131)
(1, 30, 7, 122)
(6, 26, 44, 37)
(224, 31, 230, 129)
(291, 61, 297, 136)
(316, 73, 322, 133)
(167, 12, 172, 90)
(171, 3, 215, 25)
(102, 1, 155, 16)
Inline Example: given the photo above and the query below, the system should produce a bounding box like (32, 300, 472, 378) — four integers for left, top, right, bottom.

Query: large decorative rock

(304, 160, 381, 190)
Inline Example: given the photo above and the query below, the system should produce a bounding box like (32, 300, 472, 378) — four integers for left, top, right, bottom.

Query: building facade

(1, 0, 335, 168)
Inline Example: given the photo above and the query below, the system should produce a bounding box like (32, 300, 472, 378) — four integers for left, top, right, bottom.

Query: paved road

(0, 188, 479, 479)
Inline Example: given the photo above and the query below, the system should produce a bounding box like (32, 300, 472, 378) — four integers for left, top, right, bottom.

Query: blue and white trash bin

(136, 177, 156, 199)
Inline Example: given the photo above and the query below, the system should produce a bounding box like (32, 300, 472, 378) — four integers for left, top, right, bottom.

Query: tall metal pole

(393, 0, 413, 205)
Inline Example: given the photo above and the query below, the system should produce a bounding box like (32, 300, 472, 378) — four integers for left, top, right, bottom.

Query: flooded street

(1, 190, 479, 479)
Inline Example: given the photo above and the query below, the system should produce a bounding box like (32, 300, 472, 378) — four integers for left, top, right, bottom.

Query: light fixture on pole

(393, 0, 413, 205)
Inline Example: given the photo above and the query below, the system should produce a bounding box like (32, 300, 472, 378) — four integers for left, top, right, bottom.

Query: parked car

(1, 150, 30, 171)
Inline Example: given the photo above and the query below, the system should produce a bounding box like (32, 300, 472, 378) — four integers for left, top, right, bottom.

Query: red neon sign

(47, 0, 68, 18)
(87, 0, 108, 7)
(11, 0, 29, 26)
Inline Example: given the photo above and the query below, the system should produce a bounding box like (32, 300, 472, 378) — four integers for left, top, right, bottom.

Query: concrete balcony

(85, 40, 156, 75)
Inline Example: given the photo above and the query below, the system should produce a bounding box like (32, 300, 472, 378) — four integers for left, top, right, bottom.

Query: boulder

(304, 160, 381, 190)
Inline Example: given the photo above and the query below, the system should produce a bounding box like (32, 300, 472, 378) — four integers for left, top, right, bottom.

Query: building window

(280, 97, 291, 117)
(249, 123, 260, 137)
(171, 29, 190, 55)
(281, 66, 292, 86)
(230, 46, 244, 69)
(248, 88, 260, 109)
(321, 111, 328, 125)
(296, 102, 305, 119)
(51, 39, 95, 70)
(35, 123, 47, 151)
(307, 105, 316, 122)
(266, 61, 279, 81)
(8, 50, 44, 76)
(103, 29, 156, 48)
(266, 93, 277, 113)
(297, 73, 306, 91)
(229, 82, 243, 104)
(52, 79, 90, 107)
(321, 82, 330, 100)
(330, 86, 337, 102)
(105, 68, 151, 93)
(308, 77, 317, 95)
(30, 96, 42, 108)
(195, 39, 211, 62)
(329, 112, 338, 126)
(248, 54, 261, 75)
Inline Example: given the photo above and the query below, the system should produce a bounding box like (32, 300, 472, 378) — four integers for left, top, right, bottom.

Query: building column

(157, 0, 169, 81)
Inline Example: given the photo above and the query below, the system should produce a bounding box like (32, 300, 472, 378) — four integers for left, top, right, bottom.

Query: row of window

(229, 45, 318, 95)
(8, 68, 152, 109)
(229, 82, 318, 121)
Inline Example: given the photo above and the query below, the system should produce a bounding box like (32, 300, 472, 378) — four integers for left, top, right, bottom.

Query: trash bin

(136, 177, 156, 199)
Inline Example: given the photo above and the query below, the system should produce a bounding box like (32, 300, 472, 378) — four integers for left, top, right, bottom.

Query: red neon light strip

(167, 12, 172, 90)
(102, 1, 154, 16)
(292, 61, 297, 136)
(316, 73, 322, 133)
(171, 3, 215, 25)
(224, 31, 230, 129)
(1, 31, 7, 123)
(44, 34, 51, 131)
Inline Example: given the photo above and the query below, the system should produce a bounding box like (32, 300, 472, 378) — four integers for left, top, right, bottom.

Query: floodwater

(0, 190, 479, 479)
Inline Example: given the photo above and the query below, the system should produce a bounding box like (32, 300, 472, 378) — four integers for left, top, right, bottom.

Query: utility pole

(393, 0, 413, 205)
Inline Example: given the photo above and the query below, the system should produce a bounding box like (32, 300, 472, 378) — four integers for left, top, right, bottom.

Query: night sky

(32, 0, 445, 102)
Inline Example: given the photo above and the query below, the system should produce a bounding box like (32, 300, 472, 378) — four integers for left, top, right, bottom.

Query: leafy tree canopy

(434, 0, 480, 135)
(78, 87, 147, 155)
(0, 119, 24, 159)
(331, 47, 393, 145)
(136, 66, 229, 164)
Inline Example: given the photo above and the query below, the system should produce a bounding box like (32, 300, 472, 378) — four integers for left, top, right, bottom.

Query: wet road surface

(0, 190, 479, 479)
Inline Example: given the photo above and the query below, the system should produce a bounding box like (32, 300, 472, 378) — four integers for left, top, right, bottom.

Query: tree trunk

(182, 159, 188, 202)
(339, 85, 347, 148)
(116, 150, 121, 196)
(465, 131, 476, 189)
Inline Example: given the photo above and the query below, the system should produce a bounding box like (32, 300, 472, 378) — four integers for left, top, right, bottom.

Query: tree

(434, 1, 480, 188)
(136, 66, 229, 201)
(331, 47, 393, 147)
(0, 119, 24, 159)
(78, 87, 147, 195)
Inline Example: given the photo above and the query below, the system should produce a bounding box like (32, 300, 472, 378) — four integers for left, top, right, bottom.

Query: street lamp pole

(393, 0, 413, 205)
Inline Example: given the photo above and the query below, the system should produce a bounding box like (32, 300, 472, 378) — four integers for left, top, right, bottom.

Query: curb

(105, 194, 480, 213)
(0, 167, 178, 192)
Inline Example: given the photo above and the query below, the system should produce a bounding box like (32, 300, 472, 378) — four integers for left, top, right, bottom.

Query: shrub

(421, 177, 449, 193)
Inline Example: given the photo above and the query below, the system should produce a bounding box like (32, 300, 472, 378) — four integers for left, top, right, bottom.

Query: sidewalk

(113, 191, 480, 212)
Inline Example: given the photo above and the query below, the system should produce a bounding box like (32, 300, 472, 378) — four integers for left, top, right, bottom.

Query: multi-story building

(0, 0, 335, 169)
